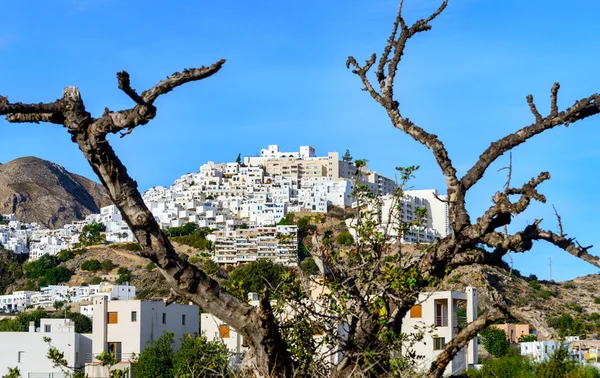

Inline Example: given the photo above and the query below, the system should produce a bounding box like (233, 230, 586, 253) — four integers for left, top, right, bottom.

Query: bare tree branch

(428, 306, 507, 378)
(461, 89, 600, 191)
(117, 71, 146, 105)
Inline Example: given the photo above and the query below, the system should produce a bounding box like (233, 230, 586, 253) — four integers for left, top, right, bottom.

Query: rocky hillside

(0, 157, 111, 228)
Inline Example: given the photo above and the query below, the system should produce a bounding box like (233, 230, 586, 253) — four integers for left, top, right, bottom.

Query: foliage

(466, 350, 533, 378)
(278, 213, 295, 226)
(296, 216, 312, 236)
(88, 276, 102, 285)
(529, 280, 541, 290)
(79, 222, 106, 246)
(23, 254, 59, 279)
(518, 334, 537, 342)
(101, 259, 115, 272)
(0, 249, 25, 295)
(0, 309, 91, 333)
(164, 222, 209, 237)
(226, 259, 290, 300)
(170, 234, 212, 251)
(564, 283, 576, 289)
(595, 297, 600, 305)
(172, 334, 231, 378)
(81, 259, 102, 272)
(39, 266, 72, 287)
(109, 242, 142, 252)
(299, 257, 320, 276)
(145, 261, 156, 271)
(335, 231, 354, 246)
(132, 332, 174, 378)
(116, 267, 131, 284)
(1, 367, 20, 378)
(547, 313, 588, 338)
(342, 149, 353, 162)
(57, 249, 75, 262)
(480, 327, 510, 357)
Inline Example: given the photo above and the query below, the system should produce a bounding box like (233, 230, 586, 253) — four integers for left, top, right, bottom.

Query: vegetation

(133, 332, 231, 378)
(145, 261, 156, 271)
(226, 259, 290, 300)
(100, 259, 115, 272)
(518, 334, 537, 342)
(116, 267, 131, 284)
(109, 242, 142, 252)
(0, 249, 24, 294)
(479, 327, 510, 358)
(78, 222, 106, 246)
(22, 254, 72, 288)
(170, 234, 212, 251)
(467, 347, 600, 378)
(4, 0, 600, 375)
(335, 231, 354, 246)
(81, 259, 102, 272)
(0, 309, 91, 333)
(88, 276, 102, 285)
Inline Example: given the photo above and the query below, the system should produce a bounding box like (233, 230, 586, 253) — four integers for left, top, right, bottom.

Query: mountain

(0, 157, 112, 228)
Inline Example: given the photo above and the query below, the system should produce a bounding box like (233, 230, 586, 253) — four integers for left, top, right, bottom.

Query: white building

(520, 340, 573, 363)
(0, 318, 92, 377)
(85, 297, 199, 377)
(402, 287, 478, 376)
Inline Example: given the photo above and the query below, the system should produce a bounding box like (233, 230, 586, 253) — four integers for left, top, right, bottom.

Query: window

(162, 313, 166, 324)
(182, 314, 186, 326)
(219, 324, 231, 338)
(18, 351, 24, 363)
(44, 324, 51, 332)
(107, 342, 122, 362)
(434, 337, 445, 351)
(131, 311, 137, 322)
(410, 305, 422, 318)
(108, 312, 118, 324)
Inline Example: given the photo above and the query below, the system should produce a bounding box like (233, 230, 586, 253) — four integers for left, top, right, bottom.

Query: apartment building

(85, 297, 199, 377)
(212, 225, 298, 265)
(403, 287, 478, 375)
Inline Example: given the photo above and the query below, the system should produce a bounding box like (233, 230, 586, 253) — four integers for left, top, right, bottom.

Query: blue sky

(1, 0, 599, 281)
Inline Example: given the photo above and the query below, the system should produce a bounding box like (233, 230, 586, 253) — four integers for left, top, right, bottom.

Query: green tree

(88, 276, 102, 285)
(235, 153, 242, 164)
(116, 267, 131, 284)
(480, 327, 510, 358)
(172, 334, 231, 378)
(133, 332, 174, 378)
(39, 267, 72, 286)
(342, 149, 353, 162)
(226, 259, 289, 300)
(79, 222, 106, 246)
(100, 259, 115, 272)
(57, 249, 75, 262)
(68, 312, 93, 333)
(335, 231, 354, 246)
(81, 259, 102, 272)
(518, 334, 537, 342)
(23, 254, 59, 279)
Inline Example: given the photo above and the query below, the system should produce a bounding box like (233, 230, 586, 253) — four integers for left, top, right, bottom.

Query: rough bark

(1, 62, 294, 377)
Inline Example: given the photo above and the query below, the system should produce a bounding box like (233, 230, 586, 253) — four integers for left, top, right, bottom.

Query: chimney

(28, 321, 35, 333)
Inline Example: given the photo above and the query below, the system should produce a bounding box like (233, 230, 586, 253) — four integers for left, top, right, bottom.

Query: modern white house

(401, 287, 478, 376)
(85, 297, 199, 377)
(0, 318, 92, 378)
(520, 340, 574, 362)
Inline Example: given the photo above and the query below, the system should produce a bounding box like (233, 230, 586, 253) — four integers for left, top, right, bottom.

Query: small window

(434, 337, 445, 351)
(18, 351, 25, 363)
(44, 324, 51, 333)
(182, 314, 186, 326)
(219, 324, 230, 338)
(162, 313, 166, 324)
(108, 312, 118, 324)
(131, 311, 137, 322)
(410, 305, 422, 318)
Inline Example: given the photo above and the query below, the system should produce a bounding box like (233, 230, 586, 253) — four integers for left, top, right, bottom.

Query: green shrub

(100, 259, 115, 272)
(170, 234, 212, 251)
(529, 280, 541, 290)
(336, 231, 354, 246)
(563, 283, 576, 289)
(88, 276, 102, 285)
(109, 242, 142, 252)
(594, 297, 600, 305)
(81, 259, 102, 272)
(145, 262, 156, 271)
(57, 249, 75, 262)
(480, 326, 510, 357)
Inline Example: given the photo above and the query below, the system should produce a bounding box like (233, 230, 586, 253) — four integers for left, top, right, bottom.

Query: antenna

(549, 257, 553, 281)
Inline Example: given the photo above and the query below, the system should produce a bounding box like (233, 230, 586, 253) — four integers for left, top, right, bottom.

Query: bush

(79, 222, 106, 246)
(300, 257, 320, 276)
(564, 283, 576, 289)
(170, 234, 212, 251)
(100, 259, 115, 272)
(81, 259, 102, 272)
(226, 259, 290, 300)
(594, 297, 600, 305)
(480, 326, 510, 357)
(145, 262, 156, 271)
(466, 350, 533, 378)
(23, 254, 60, 279)
(109, 242, 142, 252)
(116, 267, 131, 284)
(529, 280, 541, 290)
(336, 231, 354, 246)
(88, 276, 102, 285)
(39, 267, 72, 286)
(57, 249, 75, 262)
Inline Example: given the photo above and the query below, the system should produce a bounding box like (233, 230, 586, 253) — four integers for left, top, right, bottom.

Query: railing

(435, 314, 448, 327)
(84, 353, 135, 363)
(28, 373, 66, 378)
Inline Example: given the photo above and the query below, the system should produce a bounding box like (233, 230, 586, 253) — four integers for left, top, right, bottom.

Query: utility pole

(549, 257, 553, 281)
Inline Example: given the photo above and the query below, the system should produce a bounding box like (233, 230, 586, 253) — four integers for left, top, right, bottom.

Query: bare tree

(346, 0, 600, 376)
(1, 1, 600, 377)
(0, 63, 294, 377)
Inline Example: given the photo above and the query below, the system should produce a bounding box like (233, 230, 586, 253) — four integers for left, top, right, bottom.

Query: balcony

(85, 352, 135, 364)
